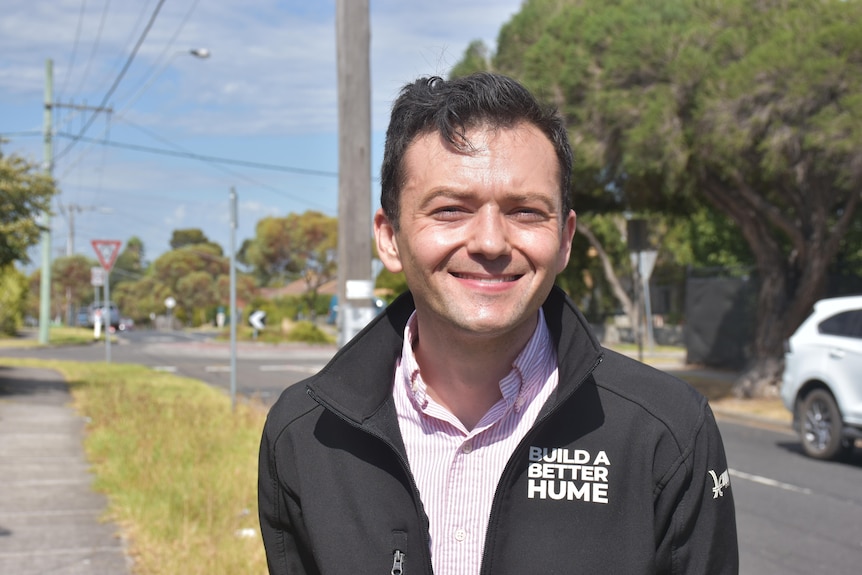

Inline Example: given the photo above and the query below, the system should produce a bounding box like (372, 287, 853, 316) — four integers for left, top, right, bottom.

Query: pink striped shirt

(393, 310, 559, 575)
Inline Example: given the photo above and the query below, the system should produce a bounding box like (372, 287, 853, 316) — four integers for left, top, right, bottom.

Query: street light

(118, 48, 211, 113)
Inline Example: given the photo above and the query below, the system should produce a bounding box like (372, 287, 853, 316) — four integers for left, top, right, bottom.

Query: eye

(510, 207, 550, 222)
(432, 205, 469, 220)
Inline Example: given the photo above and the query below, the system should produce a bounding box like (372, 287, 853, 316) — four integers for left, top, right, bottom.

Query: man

(259, 72, 738, 574)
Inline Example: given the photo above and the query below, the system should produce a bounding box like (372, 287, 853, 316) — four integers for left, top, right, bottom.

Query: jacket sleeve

(258, 423, 318, 575)
(654, 403, 739, 574)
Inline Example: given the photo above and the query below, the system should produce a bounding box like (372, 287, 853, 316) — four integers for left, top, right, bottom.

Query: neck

(412, 315, 537, 430)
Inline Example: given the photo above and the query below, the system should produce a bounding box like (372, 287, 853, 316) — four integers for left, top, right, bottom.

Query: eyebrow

(418, 188, 559, 213)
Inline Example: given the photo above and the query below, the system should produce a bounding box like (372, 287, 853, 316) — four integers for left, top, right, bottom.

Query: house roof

(257, 278, 338, 299)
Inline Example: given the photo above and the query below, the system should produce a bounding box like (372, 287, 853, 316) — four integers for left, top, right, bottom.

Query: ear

(557, 209, 577, 273)
(374, 208, 404, 273)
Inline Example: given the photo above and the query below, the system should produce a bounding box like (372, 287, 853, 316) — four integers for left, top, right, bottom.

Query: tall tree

(0, 148, 57, 267)
(0, 264, 27, 335)
(243, 211, 338, 310)
(479, 0, 862, 395)
(449, 40, 492, 78)
(169, 228, 221, 253)
(149, 243, 230, 325)
(52, 254, 98, 321)
(110, 236, 146, 285)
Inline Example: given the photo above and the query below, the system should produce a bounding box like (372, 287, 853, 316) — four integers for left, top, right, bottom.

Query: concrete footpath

(0, 366, 131, 575)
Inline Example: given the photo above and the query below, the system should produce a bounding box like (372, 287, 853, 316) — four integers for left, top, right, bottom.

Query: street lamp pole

(229, 187, 238, 411)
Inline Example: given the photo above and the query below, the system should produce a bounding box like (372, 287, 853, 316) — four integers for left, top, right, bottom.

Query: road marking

(205, 365, 230, 372)
(729, 468, 814, 495)
(153, 366, 177, 372)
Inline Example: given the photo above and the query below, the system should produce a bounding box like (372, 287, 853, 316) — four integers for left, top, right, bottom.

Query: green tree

(449, 40, 492, 78)
(0, 264, 27, 335)
(149, 243, 229, 325)
(470, 0, 862, 394)
(169, 228, 221, 253)
(113, 276, 160, 325)
(244, 211, 337, 317)
(110, 236, 145, 286)
(0, 147, 56, 267)
(53, 254, 98, 324)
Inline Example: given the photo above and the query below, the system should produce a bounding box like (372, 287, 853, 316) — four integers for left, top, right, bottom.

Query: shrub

(285, 320, 333, 344)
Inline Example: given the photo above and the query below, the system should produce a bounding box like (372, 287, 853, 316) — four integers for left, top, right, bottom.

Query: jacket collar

(306, 286, 603, 426)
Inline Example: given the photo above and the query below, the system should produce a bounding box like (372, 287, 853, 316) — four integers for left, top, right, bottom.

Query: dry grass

(0, 358, 269, 575)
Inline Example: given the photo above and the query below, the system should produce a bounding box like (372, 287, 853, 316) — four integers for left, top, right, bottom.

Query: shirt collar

(396, 309, 555, 413)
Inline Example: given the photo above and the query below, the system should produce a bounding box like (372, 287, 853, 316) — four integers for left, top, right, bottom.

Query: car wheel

(798, 389, 851, 460)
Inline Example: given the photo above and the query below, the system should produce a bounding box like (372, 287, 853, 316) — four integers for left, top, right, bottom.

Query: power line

(116, 0, 201, 106)
(72, 0, 113, 98)
(57, 0, 89, 100)
(54, 131, 340, 177)
(54, 0, 167, 162)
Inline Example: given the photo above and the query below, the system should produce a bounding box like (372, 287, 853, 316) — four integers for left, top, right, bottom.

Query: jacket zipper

(479, 354, 604, 574)
(391, 549, 405, 575)
(306, 387, 433, 575)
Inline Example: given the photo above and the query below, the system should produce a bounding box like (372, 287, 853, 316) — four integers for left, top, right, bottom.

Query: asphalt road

(0, 329, 333, 405)
(718, 420, 862, 573)
(2, 329, 861, 573)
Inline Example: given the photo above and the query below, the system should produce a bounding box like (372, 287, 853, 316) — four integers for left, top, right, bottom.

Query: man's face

(374, 122, 576, 346)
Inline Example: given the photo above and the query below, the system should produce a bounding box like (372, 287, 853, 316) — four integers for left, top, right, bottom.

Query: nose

(466, 208, 511, 259)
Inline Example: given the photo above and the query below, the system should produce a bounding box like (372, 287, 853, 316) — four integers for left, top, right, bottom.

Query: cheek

(406, 227, 461, 263)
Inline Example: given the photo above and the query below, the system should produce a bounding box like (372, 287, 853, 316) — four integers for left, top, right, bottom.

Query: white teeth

(453, 273, 516, 283)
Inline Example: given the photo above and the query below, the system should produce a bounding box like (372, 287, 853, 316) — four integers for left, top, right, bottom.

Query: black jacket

(259, 287, 739, 574)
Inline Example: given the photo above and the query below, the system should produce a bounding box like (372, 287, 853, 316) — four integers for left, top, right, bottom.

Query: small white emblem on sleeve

(708, 469, 730, 499)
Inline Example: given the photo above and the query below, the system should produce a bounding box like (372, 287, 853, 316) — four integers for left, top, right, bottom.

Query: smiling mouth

(451, 272, 521, 283)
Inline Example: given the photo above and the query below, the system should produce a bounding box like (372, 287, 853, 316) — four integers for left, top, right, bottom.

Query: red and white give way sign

(91, 239, 122, 271)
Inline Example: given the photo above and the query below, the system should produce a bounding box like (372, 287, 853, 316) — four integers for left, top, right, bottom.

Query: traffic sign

(91, 239, 122, 271)
(249, 310, 266, 330)
(90, 267, 105, 287)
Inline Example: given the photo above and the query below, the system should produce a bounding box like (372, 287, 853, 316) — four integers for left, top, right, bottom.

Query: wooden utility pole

(335, 0, 373, 345)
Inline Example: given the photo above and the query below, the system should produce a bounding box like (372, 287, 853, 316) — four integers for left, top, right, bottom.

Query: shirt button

(454, 528, 467, 542)
(461, 442, 473, 454)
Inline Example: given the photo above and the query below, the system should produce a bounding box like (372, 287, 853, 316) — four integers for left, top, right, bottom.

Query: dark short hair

(380, 72, 573, 229)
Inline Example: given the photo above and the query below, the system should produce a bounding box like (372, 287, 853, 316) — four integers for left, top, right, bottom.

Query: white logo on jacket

(526, 447, 611, 504)
(708, 469, 730, 498)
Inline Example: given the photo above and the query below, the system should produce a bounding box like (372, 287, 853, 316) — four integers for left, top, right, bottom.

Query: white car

(781, 295, 862, 460)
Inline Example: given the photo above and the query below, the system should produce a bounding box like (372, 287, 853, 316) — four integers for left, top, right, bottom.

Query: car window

(818, 309, 862, 339)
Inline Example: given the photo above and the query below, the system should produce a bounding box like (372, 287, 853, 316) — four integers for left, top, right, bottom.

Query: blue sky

(1, 0, 523, 269)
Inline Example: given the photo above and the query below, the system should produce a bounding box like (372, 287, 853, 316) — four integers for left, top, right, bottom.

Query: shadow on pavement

(0, 366, 68, 400)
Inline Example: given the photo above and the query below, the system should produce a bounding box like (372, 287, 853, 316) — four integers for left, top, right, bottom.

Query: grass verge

(0, 358, 268, 575)
(0, 326, 112, 347)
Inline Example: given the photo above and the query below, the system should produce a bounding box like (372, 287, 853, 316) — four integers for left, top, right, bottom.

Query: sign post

(164, 296, 176, 330)
(91, 239, 122, 363)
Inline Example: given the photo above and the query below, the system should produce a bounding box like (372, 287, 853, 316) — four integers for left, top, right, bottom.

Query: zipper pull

(391, 549, 405, 575)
